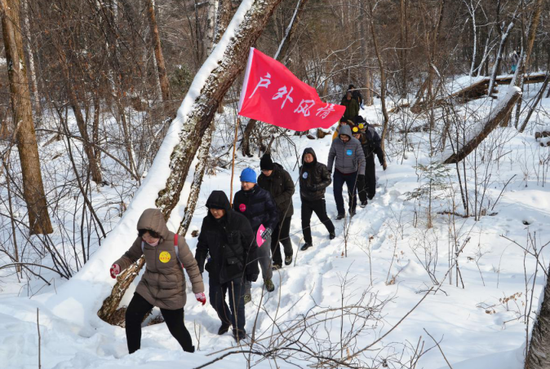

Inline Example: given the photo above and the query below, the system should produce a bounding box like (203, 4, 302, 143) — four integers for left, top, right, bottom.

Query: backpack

(141, 234, 184, 268)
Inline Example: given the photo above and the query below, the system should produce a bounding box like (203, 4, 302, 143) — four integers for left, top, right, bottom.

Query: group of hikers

(109, 84, 387, 353)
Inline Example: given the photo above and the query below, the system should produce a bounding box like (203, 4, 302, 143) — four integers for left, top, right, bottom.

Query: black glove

(261, 228, 273, 240)
(247, 273, 259, 282)
(357, 174, 365, 184)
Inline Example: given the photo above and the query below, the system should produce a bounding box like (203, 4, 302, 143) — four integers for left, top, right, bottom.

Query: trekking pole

(229, 117, 241, 207)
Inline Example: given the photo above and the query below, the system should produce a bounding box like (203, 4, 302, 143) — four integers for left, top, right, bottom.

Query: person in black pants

(353, 123, 386, 206)
(299, 148, 336, 251)
(110, 208, 205, 354)
(195, 191, 258, 342)
(258, 153, 295, 268)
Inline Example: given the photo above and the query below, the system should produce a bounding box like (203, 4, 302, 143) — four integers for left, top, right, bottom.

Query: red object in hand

(195, 292, 206, 306)
(110, 264, 120, 279)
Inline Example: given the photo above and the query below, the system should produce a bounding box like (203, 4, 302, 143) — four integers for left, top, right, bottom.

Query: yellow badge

(159, 251, 171, 263)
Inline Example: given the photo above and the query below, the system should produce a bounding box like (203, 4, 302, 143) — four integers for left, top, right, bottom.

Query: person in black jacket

(299, 148, 336, 251)
(352, 123, 387, 206)
(258, 153, 295, 268)
(195, 191, 258, 342)
(233, 168, 279, 301)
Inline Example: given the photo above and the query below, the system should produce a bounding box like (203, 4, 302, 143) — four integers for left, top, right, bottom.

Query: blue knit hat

(240, 168, 257, 183)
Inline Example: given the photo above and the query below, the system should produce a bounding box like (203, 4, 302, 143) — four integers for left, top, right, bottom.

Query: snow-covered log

(443, 87, 521, 164)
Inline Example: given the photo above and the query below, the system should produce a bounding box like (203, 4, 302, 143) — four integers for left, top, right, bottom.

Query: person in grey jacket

(327, 124, 366, 219)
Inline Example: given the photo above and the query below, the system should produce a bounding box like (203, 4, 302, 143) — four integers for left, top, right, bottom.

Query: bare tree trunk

(0, 0, 53, 234)
(99, 0, 285, 325)
(519, 73, 549, 132)
(488, 20, 515, 96)
(367, 0, 389, 152)
(147, 0, 170, 102)
(399, 0, 408, 97)
(205, 0, 219, 56)
(525, 267, 550, 369)
(21, 0, 41, 118)
(178, 123, 215, 235)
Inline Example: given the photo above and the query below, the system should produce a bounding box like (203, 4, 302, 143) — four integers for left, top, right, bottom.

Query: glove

(195, 292, 206, 306)
(382, 162, 388, 171)
(261, 228, 273, 240)
(357, 174, 365, 184)
(247, 273, 259, 282)
(110, 264, 120, 279)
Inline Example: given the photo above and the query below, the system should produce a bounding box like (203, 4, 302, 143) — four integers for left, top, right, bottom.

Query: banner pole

(229, 117, 241, 207)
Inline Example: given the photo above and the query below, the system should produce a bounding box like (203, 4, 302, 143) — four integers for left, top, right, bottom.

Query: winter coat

(299, 148, 332, 202)
(342, 90, 363, 106)
(233, 184, 278, 232)
(340, 97, 359, 122)
(257, 163, 295, 220)
(113, 209, 204, 310)
(359, 124, 385, 166)
(195, 191, 259, 284)
(327, 125, 366, 175)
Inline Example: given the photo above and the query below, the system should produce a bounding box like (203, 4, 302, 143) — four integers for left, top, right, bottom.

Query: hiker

(510, 50, 519, 74)
(340, 90, 360, 122)
(110, 208, 205, 354)
(348, 84, 363, 106)
(351, 123, 386, 206)
(327, 125, 366, 219)
(257, 153, 295, 269)
(233, 168, 279, 301)
(195, 191, 258, 342)
(299, 148, 336, 251)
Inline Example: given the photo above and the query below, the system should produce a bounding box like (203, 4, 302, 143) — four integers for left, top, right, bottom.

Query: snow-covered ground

(1, 77, 550, 369)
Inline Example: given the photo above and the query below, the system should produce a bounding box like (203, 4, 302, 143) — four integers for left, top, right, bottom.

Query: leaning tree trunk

(98, 0, 285, 325)
(0, 0, 53, 234)
(525, 267, 550, 369)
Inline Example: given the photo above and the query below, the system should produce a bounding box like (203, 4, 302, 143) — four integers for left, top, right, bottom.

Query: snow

(1, 74, 550, 369)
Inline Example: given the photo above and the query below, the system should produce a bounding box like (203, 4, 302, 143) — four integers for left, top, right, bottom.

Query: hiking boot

(300, 243, 312, 251)
(218, 323, 231, 335)
(233, 329, 246, 343)
(336, 214, 345, 220)
(359, 200, 367, 208)
(243, 293, 251, 304)
(284, 254, 293, 265)
(264, 279, 275, 292)
(272, 264, 282, 271)
(329, 232, 336, 240)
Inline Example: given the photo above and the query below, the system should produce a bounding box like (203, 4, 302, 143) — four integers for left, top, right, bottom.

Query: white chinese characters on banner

(272, 86, 294, 109)
(316, 103, 336, 119)
(294, 99, 316, 117)
(249, 73, 272, 98)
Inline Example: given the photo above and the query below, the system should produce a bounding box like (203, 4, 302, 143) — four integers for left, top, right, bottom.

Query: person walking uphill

(327, 124, 366, 219)
(340, 90, 360, 122)
(110, 208, 205, 354)
(353, 123, 387, 206)
(233, 168, 279, 301)
(257, 153, 295, 269)
(195, 191, 258, 342)
(299, 148, 336, 251)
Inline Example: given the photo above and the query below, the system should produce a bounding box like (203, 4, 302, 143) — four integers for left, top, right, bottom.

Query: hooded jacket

(327, 125, 366, 175)
(299, 148, 332, 201)
(233, 185, 278, 232)
(113, 208, 204, 310)
(340, 97, 359, 122)
(195, 191, 259, 284)
(359, 124, 385, 166)
(257, 163, 295, 219)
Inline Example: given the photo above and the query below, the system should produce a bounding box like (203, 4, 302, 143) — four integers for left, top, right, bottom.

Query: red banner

(238, 48, 345, 132)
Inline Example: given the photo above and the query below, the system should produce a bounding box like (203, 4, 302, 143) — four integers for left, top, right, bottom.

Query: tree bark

(0, 0, 53, 234)
(443, 88, 521, 164)
(526, 266, 550, 369)
(147, 0, 171, 102)
(21, 0, 40, 119)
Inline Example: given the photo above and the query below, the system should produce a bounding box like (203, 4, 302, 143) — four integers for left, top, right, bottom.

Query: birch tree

(0, 0, 53, 234)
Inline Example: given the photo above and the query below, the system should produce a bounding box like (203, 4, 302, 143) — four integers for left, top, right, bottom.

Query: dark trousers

(125, 293, 194, 354)
(209, 277, 246, 337)
(333, 170, 358, 216)
(301, 198, 335, 245)
(358, 155, 376, 202)
(272, 216, 293, 265)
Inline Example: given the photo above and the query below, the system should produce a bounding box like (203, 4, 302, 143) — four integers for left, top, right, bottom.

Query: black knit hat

(260, 153, 274, 170)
